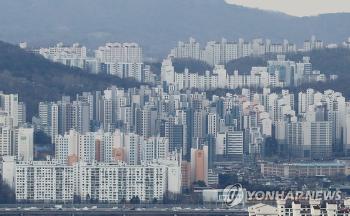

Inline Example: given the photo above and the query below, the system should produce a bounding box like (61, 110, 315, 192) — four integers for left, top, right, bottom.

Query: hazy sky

(225, 0, 350, 17)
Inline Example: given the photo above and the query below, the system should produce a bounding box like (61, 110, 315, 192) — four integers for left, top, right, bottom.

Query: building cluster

(281, 89, 350, 159)
(30, 86, 217, 188)
(29, 86, 350, 166)
(169, 36, 326, 66)
(248, 199, 350, 216)
(343, 37, 350, 49)
(3, 36, 350, 204)
(36, 42, 88, 69)
(260, 161, 350, 178)
(0, 92, 32, 161)
(53, 129, 173, 165)
(1, 77, 350, 203)
(302, 35, 325, 52)
(33, 42, 155, 83)
(161, 55, 327, 91)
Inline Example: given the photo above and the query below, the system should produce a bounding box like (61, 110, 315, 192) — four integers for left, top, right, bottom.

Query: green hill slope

(0, 41, 141, 119)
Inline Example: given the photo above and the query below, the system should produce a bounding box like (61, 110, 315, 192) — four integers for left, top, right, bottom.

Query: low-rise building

(249, 199, 350, 216)
(260, 161, 347, 178)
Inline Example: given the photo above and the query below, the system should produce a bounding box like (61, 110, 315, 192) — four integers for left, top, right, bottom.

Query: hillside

(288, 49, 350, 98)
(1, 39, 350, 121)
(166, 49, 350, 98)
(173, 58, 213, 74)
(224, 48, 350, 97)
(0, 0, 350, 57)
(0, 41, 140, 119)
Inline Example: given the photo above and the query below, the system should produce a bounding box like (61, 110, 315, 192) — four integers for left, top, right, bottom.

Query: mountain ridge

(0, 0, 350, 57)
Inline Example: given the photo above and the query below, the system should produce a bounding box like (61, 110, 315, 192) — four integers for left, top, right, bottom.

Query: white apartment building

(303, 37, 324, 52)
(343, 37, 350, 49)
(0, 126, 12, 157)
(207, 112, 218, 137)
(55, 129, 120, 164)
(55, 129, 173, 166)
(36, 42, 145, 77)
(15, 127, 34, 161)
(0, 93, 19, 127)
(78, 162, 169, 202)
(0, 126, 33, 161)
(169, 37, 201, 60)
(15, 160, 75, 202)
(38, 43, 88, 69)
(39, 42, 87, 59)
(101, 62, 145, 81)
(38, 100, 90, 139)
(9, 159, 181, 203)
(38, 102, 58, 139)
(95, 42, 142, 63)
(286, 120, 333, 159)
(170, 38, 298, 66)
(142, 136, 169, 163)
(298, 89, 348, 155)
(17, 102, 26, 126)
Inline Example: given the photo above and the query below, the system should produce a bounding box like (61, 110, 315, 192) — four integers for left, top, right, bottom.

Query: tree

(34, 131, 52, 146)
(219, 173, 238, 188)
(73, 194, 81, 204)
(130, 196, 141, 204)
(172, 58, 213, 75)
(0, 175, 15, 204)
(85, 194, 91, 203)
(119, 197, 126, 204)
(152, 197, 158, 204)
(264, 137, 278, 157)
(193, 180, 207, 187)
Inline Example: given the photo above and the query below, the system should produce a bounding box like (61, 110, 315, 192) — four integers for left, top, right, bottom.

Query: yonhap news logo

(223, 184, 342, 208)
(223, 183, 245, 207)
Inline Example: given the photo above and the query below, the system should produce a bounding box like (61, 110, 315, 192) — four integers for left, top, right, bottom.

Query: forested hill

(224, 48, 350, 97)
(167, 48, 350, 77)
(288, 48, 350, 98)
(168, 49, 350, 98)
(0, 41, 140, 119)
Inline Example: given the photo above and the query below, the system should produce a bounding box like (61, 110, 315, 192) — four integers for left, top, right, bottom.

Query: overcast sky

(225, 0, 350, 17)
